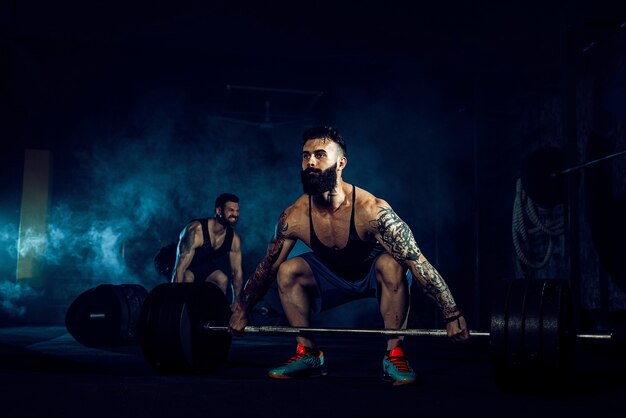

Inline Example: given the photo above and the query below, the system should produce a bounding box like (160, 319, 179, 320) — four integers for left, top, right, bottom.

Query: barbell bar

(204, 325, 611, 340)
(205, 324, 490, 337)
(137, 279, 619, 385)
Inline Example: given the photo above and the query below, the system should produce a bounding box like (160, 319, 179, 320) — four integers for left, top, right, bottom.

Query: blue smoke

(11, 67, 469, 318)
(0, 221, 43, 317)
(46, 105, 308, 296)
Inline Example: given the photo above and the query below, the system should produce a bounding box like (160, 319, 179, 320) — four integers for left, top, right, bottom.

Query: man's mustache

(303, 168, 322, 175)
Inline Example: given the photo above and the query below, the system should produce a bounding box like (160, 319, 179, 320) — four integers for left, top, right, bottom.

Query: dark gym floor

(1, 325, 625, 418)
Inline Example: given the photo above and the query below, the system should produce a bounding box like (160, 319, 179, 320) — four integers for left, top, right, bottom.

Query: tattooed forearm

(372, 207, 421, 262)
(373, 206, 459, 315)
(241, 212, 288, 308)
(414, 258, 459, 315)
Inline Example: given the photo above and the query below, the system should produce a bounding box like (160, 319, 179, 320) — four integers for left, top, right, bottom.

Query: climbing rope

(512, 178, 564, 269)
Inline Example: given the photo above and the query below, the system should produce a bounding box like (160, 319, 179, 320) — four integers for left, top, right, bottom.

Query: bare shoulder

(287, 194, 309, 215)
(184, 219, 203, 236)
(279, 195, 309, 238)
(354, 186, 392, 220)
(179, 219, 204, 248)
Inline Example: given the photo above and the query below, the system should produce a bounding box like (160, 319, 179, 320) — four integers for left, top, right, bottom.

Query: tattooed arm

(171, 221, 204, 283)
(370, 201, 469, 341)
(228, 233, 243, 303)
(229, 210, 297, 333)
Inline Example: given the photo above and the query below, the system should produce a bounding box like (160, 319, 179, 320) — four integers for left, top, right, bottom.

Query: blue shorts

(298, 252, 413, 312)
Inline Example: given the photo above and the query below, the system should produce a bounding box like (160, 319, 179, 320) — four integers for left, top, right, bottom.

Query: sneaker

(268, 344, 328, 379)
(382, 346, 417, 386)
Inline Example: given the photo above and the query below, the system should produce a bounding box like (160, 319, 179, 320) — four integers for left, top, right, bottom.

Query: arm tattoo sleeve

(415, 259, 460, 316)
(373, 206, 422, 262)
(372, 207, 459, 316)
(241, 212, 288, 309)
(179, 228, 196, 259)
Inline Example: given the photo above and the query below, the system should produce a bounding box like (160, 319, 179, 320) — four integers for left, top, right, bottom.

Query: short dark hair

(302, 126, 347, 156)
(215, 193, 239, 209)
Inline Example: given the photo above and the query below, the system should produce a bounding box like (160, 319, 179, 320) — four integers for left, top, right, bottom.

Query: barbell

(137, 279, 616, 385)
(66, 284, 148, 347)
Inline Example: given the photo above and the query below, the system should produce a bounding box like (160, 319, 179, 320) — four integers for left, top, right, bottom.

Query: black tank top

(309, 186, 383, 282)
(192, 218, 234, 260)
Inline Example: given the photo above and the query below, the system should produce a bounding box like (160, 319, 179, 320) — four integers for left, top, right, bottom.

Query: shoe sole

(382, 373, 417, 386)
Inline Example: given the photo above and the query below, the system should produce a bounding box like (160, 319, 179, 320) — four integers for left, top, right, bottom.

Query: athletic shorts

(187, 258, 220, 282)
(298, 252, 413, 312)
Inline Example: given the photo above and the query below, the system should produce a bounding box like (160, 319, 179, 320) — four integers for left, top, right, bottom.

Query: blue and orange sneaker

(382, 346, 417, 386)
(268, 344, 328, 379)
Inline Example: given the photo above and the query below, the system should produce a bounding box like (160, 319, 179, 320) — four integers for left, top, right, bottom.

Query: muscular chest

(310, 208, 365, 249)
(205, 221, 227, 250)
(207, 231, 226, 250)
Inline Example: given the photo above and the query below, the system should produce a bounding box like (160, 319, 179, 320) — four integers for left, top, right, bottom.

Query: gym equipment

(154, 242, 177, 278)
(65, 284, 148, 347)
(136, 280, 615, 384)
(138, 281, 232, 374)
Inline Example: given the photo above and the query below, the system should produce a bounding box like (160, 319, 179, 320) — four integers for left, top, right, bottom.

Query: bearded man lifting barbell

(172, 193, 244, 305)
(229, 126, 469, 385)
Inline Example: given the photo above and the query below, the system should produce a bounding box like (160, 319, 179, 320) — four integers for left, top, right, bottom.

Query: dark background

(1, 0, 626, 331)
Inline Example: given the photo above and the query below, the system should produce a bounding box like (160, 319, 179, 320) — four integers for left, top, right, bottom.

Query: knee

(182, 271, 195, 283)
(276, 257, 308, 290)
(208, 270, 229, 291)
(376, 254, 406, 287)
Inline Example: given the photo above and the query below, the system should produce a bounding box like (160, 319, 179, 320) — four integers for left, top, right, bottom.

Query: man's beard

(300, 163, 338, 195)
(217, 213, 238, 227)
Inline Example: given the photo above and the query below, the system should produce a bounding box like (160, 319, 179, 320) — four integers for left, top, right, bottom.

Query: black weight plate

(490, 279, 512, 381)
(120, 284, 149, 341)
(66, 285, 122, 347)
(541, 280, 574, 377)
(505, 279, 528, 374)
(522, 279, 545, 372)
(67, 284, 148, 347)
(181, 282, 232, 373)
(139, 283, 231, 374)
(139, 282, 171, 372)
